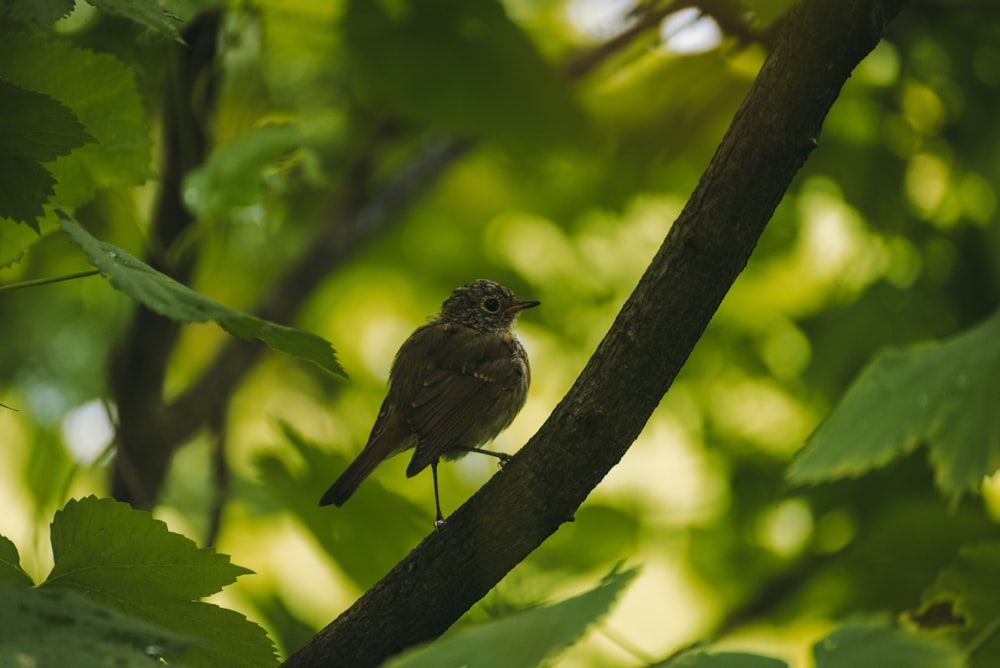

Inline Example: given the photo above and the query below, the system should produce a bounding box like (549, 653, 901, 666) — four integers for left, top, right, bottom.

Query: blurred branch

(282, 0, 909, 665)
(109, 11, 221, 509)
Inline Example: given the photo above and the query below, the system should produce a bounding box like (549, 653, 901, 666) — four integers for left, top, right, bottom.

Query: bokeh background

(1, 0, 999, 665)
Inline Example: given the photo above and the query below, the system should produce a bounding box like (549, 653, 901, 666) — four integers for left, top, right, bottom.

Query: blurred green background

(1, 0, 999, 665)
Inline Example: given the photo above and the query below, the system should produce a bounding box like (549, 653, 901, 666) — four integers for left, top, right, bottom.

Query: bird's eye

(482, 297, 501, 312)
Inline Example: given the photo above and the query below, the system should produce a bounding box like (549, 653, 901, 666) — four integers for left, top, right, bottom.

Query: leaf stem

(965, 615, 1000, 661)
(0, 269, 101, 293)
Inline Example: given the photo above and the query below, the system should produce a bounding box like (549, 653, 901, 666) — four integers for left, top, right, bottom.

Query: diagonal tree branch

(281, 0, 909, 665)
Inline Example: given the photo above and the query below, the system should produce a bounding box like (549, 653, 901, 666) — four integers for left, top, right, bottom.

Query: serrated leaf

(0, 0, 74, 27)
(0, 585, 194, 668)
(0, 213, 55, 267)
(58, 211, 347, 377)
(656, 651, 788, 668)
(0, 154, 54, 229)
(343, 0, 590, 151)
(0, 80, 95, 228)
(386, 569, 638, 668)
(86, 0, 182, 37)
(0, 535, 34, 587)
(0, 31, 152, 228)
(812, 620, 964, 668)
(0, 81, 95, 161)
(183, 124, 304, 219)
(915, 542, 1000, 667)
(788, 310, 1000, 498)
(40, 496, 277, 668)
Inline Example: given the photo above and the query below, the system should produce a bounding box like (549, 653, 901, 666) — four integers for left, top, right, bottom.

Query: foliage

(1, 0, 999, 666)
(0, 496, 274, 667)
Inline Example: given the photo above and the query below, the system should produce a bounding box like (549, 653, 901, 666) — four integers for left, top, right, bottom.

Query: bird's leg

(432, 461, 445, 529)
(456, 446, 512, 470)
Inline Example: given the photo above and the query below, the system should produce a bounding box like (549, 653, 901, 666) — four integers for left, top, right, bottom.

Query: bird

(320, 279, 539, 526)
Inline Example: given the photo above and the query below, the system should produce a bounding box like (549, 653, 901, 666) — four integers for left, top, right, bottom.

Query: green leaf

(0, 155, 55, 230)
(0, 585, 194, 668)
(183, 124, 304, 220)
(655, 651, 788, 668)
(385, 568, 638, 668)
(0, 0, 74, 27)
(40, 496, 277, 668)
(86, 0, 182, 37)
(0, 81, 95, 161)
(0, 31, 152, 230)
(915, 542, 1000, 667)
(0, 80, 95, 228)
(788, 310, 1000, 498)
(812, 620, 964, 668)
(0, 534, 34, 587)
(58, 211, 347, 377)
(343, 0, 591, 151)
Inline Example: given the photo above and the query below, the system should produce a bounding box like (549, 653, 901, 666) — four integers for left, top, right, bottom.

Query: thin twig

(965, 615, 1000, 662)
(0, 270, 101, 293)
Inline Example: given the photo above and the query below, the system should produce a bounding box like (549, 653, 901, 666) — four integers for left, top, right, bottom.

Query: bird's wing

(401, 326, 525, 476)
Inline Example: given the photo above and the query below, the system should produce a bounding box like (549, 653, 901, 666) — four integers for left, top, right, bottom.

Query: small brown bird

(320, 279, 539, 525)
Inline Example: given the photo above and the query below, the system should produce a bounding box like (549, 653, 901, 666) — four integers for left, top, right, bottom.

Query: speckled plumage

(320, 279, 539, 524)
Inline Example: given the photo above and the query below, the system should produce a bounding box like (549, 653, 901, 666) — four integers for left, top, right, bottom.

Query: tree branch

(281, 0, 908, 665)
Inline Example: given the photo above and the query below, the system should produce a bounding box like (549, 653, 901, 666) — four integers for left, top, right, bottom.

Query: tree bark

(281, 0, 909, 665)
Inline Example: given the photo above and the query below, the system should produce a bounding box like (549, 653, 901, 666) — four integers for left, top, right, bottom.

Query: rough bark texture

(282, 0, 909, 665)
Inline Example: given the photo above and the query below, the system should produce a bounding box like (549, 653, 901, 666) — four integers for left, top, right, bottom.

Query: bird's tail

(319, 449, 384, 506)
(319, 408, 407, 506)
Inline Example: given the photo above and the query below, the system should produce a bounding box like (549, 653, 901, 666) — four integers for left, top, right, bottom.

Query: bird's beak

(509, 299, 540, 313)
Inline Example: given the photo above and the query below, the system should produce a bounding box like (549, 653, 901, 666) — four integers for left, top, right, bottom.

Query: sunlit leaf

(58, 211, 347, 377)
(385, 569, 638, 668)
(788, 310, 1000, 498)
(0, 585, 194, 668)
(183, 124, 304, 219)
(41, 496, 277, 668)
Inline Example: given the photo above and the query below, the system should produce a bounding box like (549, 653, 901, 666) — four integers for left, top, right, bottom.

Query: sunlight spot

(661, 8, 722, 54)
(758, 498, 813, 557)
(61, 400, 114, 465)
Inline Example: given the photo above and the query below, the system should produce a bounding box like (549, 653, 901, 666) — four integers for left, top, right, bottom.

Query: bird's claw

(496, 454, 512, 471)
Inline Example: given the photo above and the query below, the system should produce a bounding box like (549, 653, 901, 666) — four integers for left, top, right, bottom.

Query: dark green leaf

(41, 496, 277, 668)
(0, 585, 194, 668)
(58, 211, 347, 377)
(813, 620, 964, 668)
(788, 310, 1000, 498)
(343, 0, 590, 151)
(0, 31, 151, 238)
(385, 569, 638, 668)
(86, 0, 182, 37)
(915, 542, 1000, 667)
(0, 535, 34, 587)
(0, 81, 95, 161)
(0, 0, 74, 27)
(0, 155, 54, 230)
(656, 651, 788, 668)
